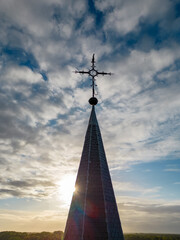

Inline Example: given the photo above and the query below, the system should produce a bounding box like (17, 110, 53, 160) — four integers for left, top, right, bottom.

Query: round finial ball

(89, 97, 98, 105)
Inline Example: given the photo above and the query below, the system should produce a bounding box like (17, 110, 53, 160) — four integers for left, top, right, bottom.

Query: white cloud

(94, 45, 180, 166)
(96, 0, 173, 34)
(3, 65, 43, 84)
(0, 0, 179, 187)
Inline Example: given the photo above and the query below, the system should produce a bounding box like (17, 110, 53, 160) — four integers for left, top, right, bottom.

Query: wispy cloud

(117, 197, 180, 233)
(164, 169, 180, 172)
(0, 209, 67, 232)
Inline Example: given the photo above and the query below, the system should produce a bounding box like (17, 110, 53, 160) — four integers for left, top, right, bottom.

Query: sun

(58, 174, 76, 205)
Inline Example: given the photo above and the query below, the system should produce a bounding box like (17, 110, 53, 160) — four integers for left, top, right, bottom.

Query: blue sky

(0, 0, 180, 234)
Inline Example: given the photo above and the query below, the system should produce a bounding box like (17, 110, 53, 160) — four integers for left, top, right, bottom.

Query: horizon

(0, 0, 180, 234)
(1, 230, 180, 235)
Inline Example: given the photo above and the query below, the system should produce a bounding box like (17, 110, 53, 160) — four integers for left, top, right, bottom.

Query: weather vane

(75, 54, 112, 105)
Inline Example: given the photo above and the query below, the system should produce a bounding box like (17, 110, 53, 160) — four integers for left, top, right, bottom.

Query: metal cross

(75, 54, 112, 97)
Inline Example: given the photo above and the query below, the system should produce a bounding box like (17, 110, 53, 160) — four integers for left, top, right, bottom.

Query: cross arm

(75, 70, 89, 74)
(97, 71, 112, 76)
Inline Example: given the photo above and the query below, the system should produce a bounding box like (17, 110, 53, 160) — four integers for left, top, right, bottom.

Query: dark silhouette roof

(64, 106, 124, 240)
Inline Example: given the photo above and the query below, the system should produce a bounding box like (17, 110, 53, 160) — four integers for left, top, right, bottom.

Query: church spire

(63, 55, 124, 240)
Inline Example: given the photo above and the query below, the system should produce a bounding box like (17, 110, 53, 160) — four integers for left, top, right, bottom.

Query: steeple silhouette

(63, 55, 124, 240)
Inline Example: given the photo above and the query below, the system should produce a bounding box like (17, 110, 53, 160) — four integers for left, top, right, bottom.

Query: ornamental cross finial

(75, 54, 112, 105)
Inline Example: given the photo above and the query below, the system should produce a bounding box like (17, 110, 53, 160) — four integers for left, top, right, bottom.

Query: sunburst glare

(58, 174, 76, 206)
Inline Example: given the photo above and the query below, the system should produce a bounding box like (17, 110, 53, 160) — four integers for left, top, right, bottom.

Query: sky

(0, 0, 180, 234)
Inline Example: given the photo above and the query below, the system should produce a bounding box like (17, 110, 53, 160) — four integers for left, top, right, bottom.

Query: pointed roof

(64, 106, 124, 240)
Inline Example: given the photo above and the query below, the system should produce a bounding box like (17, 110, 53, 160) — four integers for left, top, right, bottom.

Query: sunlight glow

(59, 174, 76, 206)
